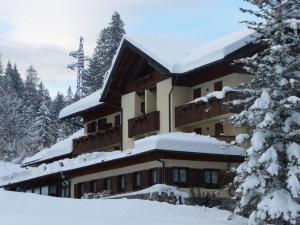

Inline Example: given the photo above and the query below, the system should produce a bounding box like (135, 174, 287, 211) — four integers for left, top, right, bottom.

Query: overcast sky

(0, 0, 253, 97)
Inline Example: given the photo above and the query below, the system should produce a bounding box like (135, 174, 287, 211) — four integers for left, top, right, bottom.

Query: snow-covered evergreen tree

(12, 64, 24, 97)
(33, 84, 56, 150)
(232, 1, 300, 225)
(0, 55, 3, 76)
(82, 11, 125, 95)
(23, 66, 39, 115)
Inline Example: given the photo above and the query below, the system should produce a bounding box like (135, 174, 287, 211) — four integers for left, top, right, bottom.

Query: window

(172, 168, 187, 184)
(134, 173, 141, 189)
(41, 186, 49, 196)
(33, 187, 40, 195)
(90, 180, 97, 193)
(115, 114, 121, 126)
(150, 169, 158, 185)
(141, 102, 145, 114)
(78, 183, 85, 198)
(61, 180, 70, 197)
(214, 81, 223, 91)
(214, 123, 224, 136)
(98, 118, 107, 131)
(87, 121, 97, 133)
(118, 175, 125, 192)
(194, 128, 202, 135)
(49, 183, 57, 196)
(204, 170, 219, 188)
(193, 88, 202, 99)
(104, 178, 111, 190)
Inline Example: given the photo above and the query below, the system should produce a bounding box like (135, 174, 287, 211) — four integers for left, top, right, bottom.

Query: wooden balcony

(72, 126, 121, 155)
(175, 92, 239, 127)
(128, 111, 160, 138)
(213, 135, 235, 144)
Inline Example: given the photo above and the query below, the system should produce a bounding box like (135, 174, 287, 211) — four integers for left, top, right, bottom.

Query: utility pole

(67, 36, 88, 99)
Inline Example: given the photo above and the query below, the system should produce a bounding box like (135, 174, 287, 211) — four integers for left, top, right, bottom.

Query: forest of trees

(0, 11, 125, 163)
(0, 60, 79, 163)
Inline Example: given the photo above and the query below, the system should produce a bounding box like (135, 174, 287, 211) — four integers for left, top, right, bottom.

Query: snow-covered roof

(22, 129, 84, 165)
(122, 28, 255, 74)
(59, 29, 255, 119)
(0, 161, 25, 177)
(1, 133, 244, 186)
(59, 89, 104, 119)
(189, 86, 237, 104)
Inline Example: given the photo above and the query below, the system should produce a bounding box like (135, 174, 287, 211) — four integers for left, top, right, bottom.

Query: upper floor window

(141, 102, 145, 114)
(172, 168, 187, 184)
(214, 123, 224, 137)
(214, 81, 223, 91)
(194, 127, 202, 135)
(87, 121, 97, 133)
(193, 88, 202, 99)
(115, 114, 121, 126)
(98, 118, 107, 131)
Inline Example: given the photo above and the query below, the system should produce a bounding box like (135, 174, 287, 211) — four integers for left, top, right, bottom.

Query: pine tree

(83, 11, 125, 95)
(51, 92, 66, 139)
(24, 66, 39, 115)
(4, 61, 14, 93)
(12, 64, 24, 97)
(33, 101, 56, 150)
(0, 55, 3, 76)
(232, 1, 300, 225)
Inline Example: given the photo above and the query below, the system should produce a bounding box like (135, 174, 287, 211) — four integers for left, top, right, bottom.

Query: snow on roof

(123, 28, 256, 74)
(59, 89, 104, 119)
(189, 86, 237, 104)
(22, 129, 84, 165)
(1, 133, 244, 186)
(0, 161, 25, 177)
(132, 132, 244, 156)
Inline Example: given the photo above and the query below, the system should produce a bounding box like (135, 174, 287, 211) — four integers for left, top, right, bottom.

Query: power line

(0, 38, 70, 56)
(1, 54, 68, 70)
(0, 11, 95, 46)
(0, 11, 79, 40)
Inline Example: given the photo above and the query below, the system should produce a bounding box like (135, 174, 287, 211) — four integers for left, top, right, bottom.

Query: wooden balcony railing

(175, 92, 239, 127)
(72, 126, 121, 155)
(128, 111, 160, 138)
(213, 135, 235, 144)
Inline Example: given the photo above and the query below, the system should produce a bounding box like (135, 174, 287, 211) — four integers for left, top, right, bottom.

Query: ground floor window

(49, 183, 57, 196)
(90, 180, 97, 193)
(150, 169, 158, 185)
(204, 170, 219, 188)
(41, 186, 49, 195)
(172, 168, 187, 185)
(104, 178, 111, 191)
(118, 175, 125, 192)
(78, 183, 85, 197)
(61, 180, 70, 197)
(33, 187, 40, 194)
(134, 172, 141, 190)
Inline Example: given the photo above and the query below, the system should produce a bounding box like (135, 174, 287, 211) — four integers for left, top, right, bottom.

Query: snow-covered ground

(0, 189, 247, 225)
